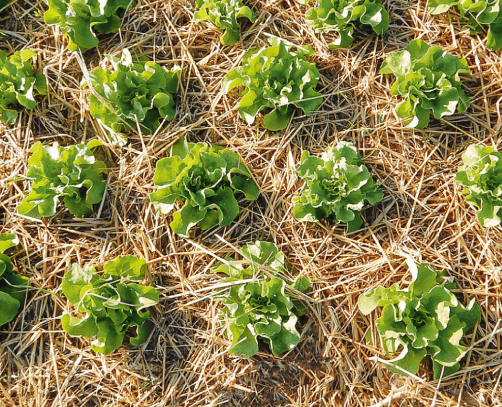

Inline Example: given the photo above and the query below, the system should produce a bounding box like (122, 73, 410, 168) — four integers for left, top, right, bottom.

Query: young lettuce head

(456, 144, 502, 227)
(358, 260, 480, 379)
(18, 140, 107, 219)
(194, 0, 256, 45)
(293, 141, 383, 232)
(150, 136, 259, 236)
(212, 241, 311, 358)
(44, 0, 134, 52)
(0, 49, 47, 125)
(302, 0, 389, 49)
(222, 38, 323, 131)
(380, 38, 471, 129)
(61, 255, 159, 354)
(85, 49, 180, 146)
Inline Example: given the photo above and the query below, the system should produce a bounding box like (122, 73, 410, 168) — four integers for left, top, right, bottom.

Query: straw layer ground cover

(1, 1, 501, 406)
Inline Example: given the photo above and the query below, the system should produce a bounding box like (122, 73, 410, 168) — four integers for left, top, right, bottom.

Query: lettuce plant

(150, 136, 259, 236)
(302, 0, 390, 49)
(86, 49, 181, 146)
(380, 38, 471, 129)
(44, 0, 134, 52)
(358, 260, 480, 379)
(213, 241, 311, 358)
(18, 140, 107, 219)
(0, 234, 30, 327)
(61, 255, 159, 354)
(0, 49, 47, 125)
(293, 141, 383, 232)
(222, 38, 323, 131)
(456, 144, 502, 227)
(194, 0, 256, 45)
(429, 1, 502, 51)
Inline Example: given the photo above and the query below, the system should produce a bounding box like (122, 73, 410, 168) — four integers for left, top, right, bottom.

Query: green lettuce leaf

(44, 0, 134, 52)
(18, 140, 107, 219)
(86, 49, 181, 146)
(61, 255, 159, 354)
(222, 38, 323, 131)
(380, 38, 471, 129)
(150, 135, 259, 236)
(0, 49, 47, 125)
(292, 140, 383, 231)
(358, 260, 480, 379)
(194, 0, 256, 45)
(428, 0, 502, 51)
(213, 241, 311, 358)
(455, 144, 502, 227)
(0, 233, 30, 327)
(303, 0, 390, 49)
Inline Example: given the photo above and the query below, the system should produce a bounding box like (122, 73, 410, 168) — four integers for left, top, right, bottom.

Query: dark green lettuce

(18, 140, 107, 219)
(194, 0, 256, 45)
(303, 0, 389, 49)
(0, 49, 47, 125)
(358, 260, 480, 379)
(213, 241, 310, 358)
(86, 49, 180, 146)
(222, 38, 323, 131)
(0, 234, 30, 327)
(293, 141, 383, 231)
(456, 144, 502, 227)
(380, 38, 471, 129)
(150, 136, 259, 236)
(61, 255, 159, 354)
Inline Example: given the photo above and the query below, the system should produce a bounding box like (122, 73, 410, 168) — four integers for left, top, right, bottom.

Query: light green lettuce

(222, 38, 323, 131)
(0, 49, 47, 124)
(44, 0, 134, 52)
(86, 49, 180, 146)
(358, 260, 480, 379)
(429, 0, 502, 50)
(456, 144, 502, 227)
(302, 0, 389, 49)
(194, 0, 256, 45)
(150, 136, 259, 236)
(18, 140, 107, 219)
(293, 141, 383, 231)
(213, 241, 311, 358)
(380, 38, 471, 129)
(61, 255, 159, 354)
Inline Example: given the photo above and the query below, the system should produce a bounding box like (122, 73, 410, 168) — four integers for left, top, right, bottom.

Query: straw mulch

(1, 0, 501, 406)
